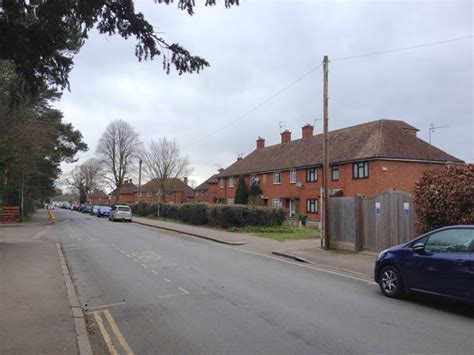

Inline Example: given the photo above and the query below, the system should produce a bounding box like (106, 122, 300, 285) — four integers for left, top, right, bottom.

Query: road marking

(163, 278, 171, 283)
(87, 301, 127, 311)
(152, 263, 177, 268)
(220, 245, 376, 285)
(32, 225, 51, 240)
(158, 289, 189, 299)
(133, 259, 139, 263)
(64, 244, 113, 252)
(141, 264, 147, 268)
(120, 250, 125, 254)
(103, 310, 134, 355)
(94, 311, 118, 355)
(126, 254, 132, 257)
(151, 270, 159, 275)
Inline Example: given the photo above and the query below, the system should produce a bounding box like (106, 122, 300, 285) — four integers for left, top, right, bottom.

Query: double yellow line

(93, 309, 134, 355)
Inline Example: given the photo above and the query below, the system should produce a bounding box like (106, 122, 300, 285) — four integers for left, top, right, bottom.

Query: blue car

(374, 225, 473, 304)
(97, 206, 112, 218)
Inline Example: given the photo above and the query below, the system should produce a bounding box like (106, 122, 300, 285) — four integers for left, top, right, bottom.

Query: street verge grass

(227, 225, 321, 241)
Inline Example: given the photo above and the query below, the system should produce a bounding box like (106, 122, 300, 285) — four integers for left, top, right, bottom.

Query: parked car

(109, 205, 132, 222)
(90, 205, 100, 216)
(83, 204, 92, 214)
(97, 206, 112, 218)
(374, 225, 473, 304)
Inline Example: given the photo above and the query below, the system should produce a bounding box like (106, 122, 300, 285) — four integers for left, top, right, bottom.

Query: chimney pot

(256, 136, 265, 150)
(302, 124, 314, 139)
(183, 177, 188, 185)
(281, 130, 291, 144)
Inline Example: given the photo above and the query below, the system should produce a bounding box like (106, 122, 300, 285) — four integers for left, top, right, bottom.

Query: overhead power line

(185, 34, 472, 149)
(183, 63, 323, 148)
(332, 34, 473, 62)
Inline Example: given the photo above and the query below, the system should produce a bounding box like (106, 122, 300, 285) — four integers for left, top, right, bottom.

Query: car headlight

(376, 249, 389, 261)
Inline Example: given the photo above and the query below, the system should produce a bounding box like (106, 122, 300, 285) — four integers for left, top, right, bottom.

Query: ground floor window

(306, 199, 317, 213)
(272, 199, 281, 208)
(228, 198, 235, 204)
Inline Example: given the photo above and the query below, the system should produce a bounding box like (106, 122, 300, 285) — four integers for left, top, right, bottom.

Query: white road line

(178, 287, 189, 294)
(163, 278, 171, 283)
(151, 270, 159, 276)
(218, 245, 376, 285)
(133, 259, 139, 263)
(87, 301, 127, 311)
(152, 263, 177, 268)
(120, 250, 125, 254)
(141, 264, 147, 268)
(126, 254, 132, 257)
(158, 290, 188, 299)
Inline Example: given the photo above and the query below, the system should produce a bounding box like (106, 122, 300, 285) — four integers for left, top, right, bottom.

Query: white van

(109, 205, 133, 222)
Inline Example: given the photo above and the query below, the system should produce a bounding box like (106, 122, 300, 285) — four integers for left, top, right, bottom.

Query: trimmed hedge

(131, 202, 286, 228)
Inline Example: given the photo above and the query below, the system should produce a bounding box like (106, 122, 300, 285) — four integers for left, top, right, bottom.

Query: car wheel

(379, 266, 404, 298)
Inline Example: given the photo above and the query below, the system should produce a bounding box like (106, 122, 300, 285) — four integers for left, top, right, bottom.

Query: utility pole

(322, 55, 330, 251)
(138, 158, 142, 214)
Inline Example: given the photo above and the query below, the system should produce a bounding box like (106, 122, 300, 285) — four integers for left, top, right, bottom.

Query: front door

(289, 199, 296, 217)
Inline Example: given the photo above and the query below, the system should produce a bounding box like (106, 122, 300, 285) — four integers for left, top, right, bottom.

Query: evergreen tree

(234, 176, 248, 205)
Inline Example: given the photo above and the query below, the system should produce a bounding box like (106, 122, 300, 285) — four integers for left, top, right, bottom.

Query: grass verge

(228, 225, 321, 241)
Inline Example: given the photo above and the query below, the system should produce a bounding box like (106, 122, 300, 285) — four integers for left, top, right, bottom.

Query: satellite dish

(296, 182, 302, 188)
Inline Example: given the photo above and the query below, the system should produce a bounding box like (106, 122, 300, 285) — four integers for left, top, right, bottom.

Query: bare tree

(142, 137, 192, 201)
(66, 158, 103, 203)
(96, 120, 141, 203)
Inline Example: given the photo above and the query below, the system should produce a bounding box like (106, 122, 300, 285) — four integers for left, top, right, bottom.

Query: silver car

(109, 205, 133, 222)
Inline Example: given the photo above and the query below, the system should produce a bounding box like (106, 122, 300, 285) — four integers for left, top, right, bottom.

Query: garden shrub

(414, 164, 474, 233)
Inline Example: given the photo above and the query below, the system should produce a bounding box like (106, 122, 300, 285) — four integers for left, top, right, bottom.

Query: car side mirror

(413, 242, 425, 254)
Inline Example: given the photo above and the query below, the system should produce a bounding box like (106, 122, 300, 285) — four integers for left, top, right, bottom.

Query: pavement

(0, 210, 90, 355)
(133, 216, 376, 279)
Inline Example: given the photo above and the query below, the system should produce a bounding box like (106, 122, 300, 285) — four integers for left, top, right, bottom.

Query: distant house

(136, 177, 194, 204)
(90, 189, 109, 205)
(210, 119, 463, 222)
(110, 179, 138, 205)
(194, 174, 218, 203)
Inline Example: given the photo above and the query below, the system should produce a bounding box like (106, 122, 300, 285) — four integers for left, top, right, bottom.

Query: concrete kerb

(133, 220, 247, 246)
(272, 250, 313, 264)
(55, 243, 93, 355)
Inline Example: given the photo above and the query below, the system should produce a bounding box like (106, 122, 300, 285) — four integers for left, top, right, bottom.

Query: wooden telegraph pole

(321, 55, 330, 250)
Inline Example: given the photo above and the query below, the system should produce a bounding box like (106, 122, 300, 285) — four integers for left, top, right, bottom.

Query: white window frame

(228, 177, 235, 188)
(228, 198, 235, 205)
(290, 169, 297, 183)
(273, 171, 281, 185)
(146, 192, 152, 197)
(353, 161, 369, 179)
(306, 167, 317, 182)
(250, 175, 257, 185)
(306, 199, 318, 213)
(219, 178, 224, 188)
(332, 166, 339, 181)
(272, 199, 281, 208)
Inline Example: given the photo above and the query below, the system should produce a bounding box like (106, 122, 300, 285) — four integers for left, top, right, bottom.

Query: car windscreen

(118, 207, 130, 212)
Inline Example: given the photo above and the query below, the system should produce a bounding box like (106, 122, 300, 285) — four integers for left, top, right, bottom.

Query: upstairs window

(273, 172, 281, 184)
(332, 166, 339, 181)
(219, 178, 224, 188)
(250, 175, 257, 185)
(306, 167, 317, 182)
(146, 192, 152, 197)
(290, 169, 297, 183)
(228, 177, 235, 188)
(353, 162, 369, 179)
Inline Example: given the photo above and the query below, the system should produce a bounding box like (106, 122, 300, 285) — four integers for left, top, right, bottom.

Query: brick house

(210, 119, 462, 222)
(194, 174, 218, 203)
(110, 179, 138, 205)
(90, 189, 109, 205)
(136, 177, 194, 204)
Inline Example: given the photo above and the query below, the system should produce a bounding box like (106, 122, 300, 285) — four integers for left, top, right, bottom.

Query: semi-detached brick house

(210, 119, 463, 223)
(109, 179, 138, 205)
(136, 177, 194, 204)
(90, 189, 109, 205)
(194, 174, 218, 203)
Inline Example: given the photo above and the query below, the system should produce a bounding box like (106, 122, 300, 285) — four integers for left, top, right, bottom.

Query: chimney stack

(302, 124, 314, 139)
(183, 177, 188, 185)
(281, 130, 291, 144)
(256, 136, 265, 150)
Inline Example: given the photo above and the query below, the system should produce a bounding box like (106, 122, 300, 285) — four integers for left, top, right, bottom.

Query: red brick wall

(214, 160, 445, 221)
(135, 191, 191, 204)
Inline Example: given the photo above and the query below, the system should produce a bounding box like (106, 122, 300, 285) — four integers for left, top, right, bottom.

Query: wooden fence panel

(329, 191, 416, 252)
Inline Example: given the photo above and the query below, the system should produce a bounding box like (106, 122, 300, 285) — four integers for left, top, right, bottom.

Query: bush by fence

(414, 164, 474, 233)
(131, 202, 286, 228)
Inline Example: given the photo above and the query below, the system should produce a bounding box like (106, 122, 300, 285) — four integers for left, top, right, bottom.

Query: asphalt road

(52, 209, 473, 354)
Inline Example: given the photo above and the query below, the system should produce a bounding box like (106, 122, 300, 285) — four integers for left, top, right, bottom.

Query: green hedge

(131, 202, 286, 228)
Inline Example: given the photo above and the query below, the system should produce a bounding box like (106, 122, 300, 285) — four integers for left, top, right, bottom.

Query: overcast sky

(55, 0, 473, 188)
